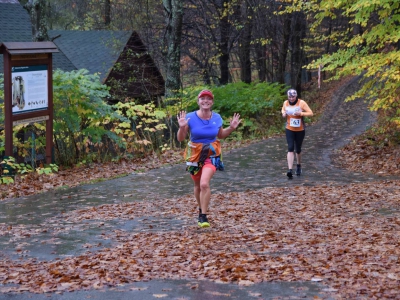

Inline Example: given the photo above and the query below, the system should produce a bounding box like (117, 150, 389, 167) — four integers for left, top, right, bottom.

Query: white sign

(11, 65, 48, 114)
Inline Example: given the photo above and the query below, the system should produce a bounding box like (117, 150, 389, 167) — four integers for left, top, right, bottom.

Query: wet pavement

(0, 76, 397, 299)
(0, 279, 332, 300)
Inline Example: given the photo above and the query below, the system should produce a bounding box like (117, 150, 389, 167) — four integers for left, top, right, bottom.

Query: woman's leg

(296, 152, 302, 165)
(286, 129, 295, 176)
(199, 166, 216, 214)
(193, 179, 201, 208)
(287, 152, 295, 170)
(294, 130, 306, 175)
(190, 161, 216, 226)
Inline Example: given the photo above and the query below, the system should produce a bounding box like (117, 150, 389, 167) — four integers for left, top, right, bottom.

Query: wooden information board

(0, 42, 59, 164)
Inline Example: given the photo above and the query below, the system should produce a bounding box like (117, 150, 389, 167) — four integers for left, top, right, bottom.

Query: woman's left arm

(218, 113, 242, 139)
(300, 101, 313, 117)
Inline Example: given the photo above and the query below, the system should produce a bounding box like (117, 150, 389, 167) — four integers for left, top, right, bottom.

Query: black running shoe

(287, 169, 293, 179)
(198, 214, 210, 228)
(198, 208, 202, 224)
(295, 164, 302, 176)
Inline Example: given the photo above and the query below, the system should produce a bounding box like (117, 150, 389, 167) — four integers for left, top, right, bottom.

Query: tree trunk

(219, 6, 231, 85)
(322, 21, 332, 80)
(276, 14, 291, 84)
(187, 54, 212, 85)
(254, 43, 267, 82)
(163, 0, 183, 99)
(24, 0, 49, 41)
(238, 2, 253, 84)
(105, 0, 111, 27)
(291, 12, 307, 96)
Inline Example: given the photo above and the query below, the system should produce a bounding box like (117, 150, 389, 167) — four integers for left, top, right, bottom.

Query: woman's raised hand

(229, 113, 242, 129)
(177, 111, 189, 128)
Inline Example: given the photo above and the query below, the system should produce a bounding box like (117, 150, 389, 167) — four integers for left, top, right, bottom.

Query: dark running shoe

(198, 214, 210, 228)
(296, 164, 302, 176)
(287, 169, 293, 179)
(198, 208, 202, 225)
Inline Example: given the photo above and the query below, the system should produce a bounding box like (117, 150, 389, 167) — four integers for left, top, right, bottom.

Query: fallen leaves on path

(332, 132, 400, 176)
(1, 180, 399, 299)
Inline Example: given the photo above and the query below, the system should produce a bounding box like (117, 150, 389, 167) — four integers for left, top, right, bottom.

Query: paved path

(0, 77, 394, 299)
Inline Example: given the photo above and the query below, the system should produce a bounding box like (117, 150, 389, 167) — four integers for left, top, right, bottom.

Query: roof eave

(0, 42, 59, 54)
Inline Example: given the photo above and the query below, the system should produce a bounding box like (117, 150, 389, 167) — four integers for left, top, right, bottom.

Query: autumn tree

(299, 0, 400, 136)
(254, 1, 294, 85)
(181, 0, 239, 85)
(251, 0, 270, 82)
(46, 0, 119, 30)
(289, 11, 307, 94)
(237, 1, 253, 83)
(180, 0, 310, 88)
(217, 0, 237, 85)
(40, 0, 317, 96)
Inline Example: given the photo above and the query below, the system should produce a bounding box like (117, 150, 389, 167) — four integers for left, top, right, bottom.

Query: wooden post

(3, 50, 13, 156)
(46, 53, 54, 164)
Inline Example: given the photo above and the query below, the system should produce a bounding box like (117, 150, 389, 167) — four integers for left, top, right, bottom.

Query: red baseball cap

(198, 89, 214, 99)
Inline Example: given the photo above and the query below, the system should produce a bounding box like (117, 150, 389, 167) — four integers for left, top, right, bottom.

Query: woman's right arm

(177, 126, 189, 142)
(281, 101, 287, 117)
(177, 111, 190, 142)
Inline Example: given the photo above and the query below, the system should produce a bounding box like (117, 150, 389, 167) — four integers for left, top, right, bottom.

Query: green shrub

(52, 69, 125, 165)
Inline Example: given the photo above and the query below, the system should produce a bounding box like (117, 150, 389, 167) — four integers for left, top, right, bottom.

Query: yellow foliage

(119, 122, 131, 129)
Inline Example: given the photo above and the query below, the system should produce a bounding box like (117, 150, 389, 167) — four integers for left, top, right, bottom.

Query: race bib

(289, 118, 301, 127)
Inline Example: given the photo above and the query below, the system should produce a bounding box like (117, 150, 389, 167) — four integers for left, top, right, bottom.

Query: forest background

(0, 0, 399, 196)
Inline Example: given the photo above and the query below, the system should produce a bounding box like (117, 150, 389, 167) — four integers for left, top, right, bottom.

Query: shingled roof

(49, 30, 130, 83)
(0, 1, 32, 42)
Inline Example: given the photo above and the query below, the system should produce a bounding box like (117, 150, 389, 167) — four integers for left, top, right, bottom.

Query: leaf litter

(0, 180, 399, 299)
(0, 76, 399, 298)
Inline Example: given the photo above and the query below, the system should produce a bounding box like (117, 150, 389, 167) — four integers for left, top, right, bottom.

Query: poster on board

(11, 65, 48, 115)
